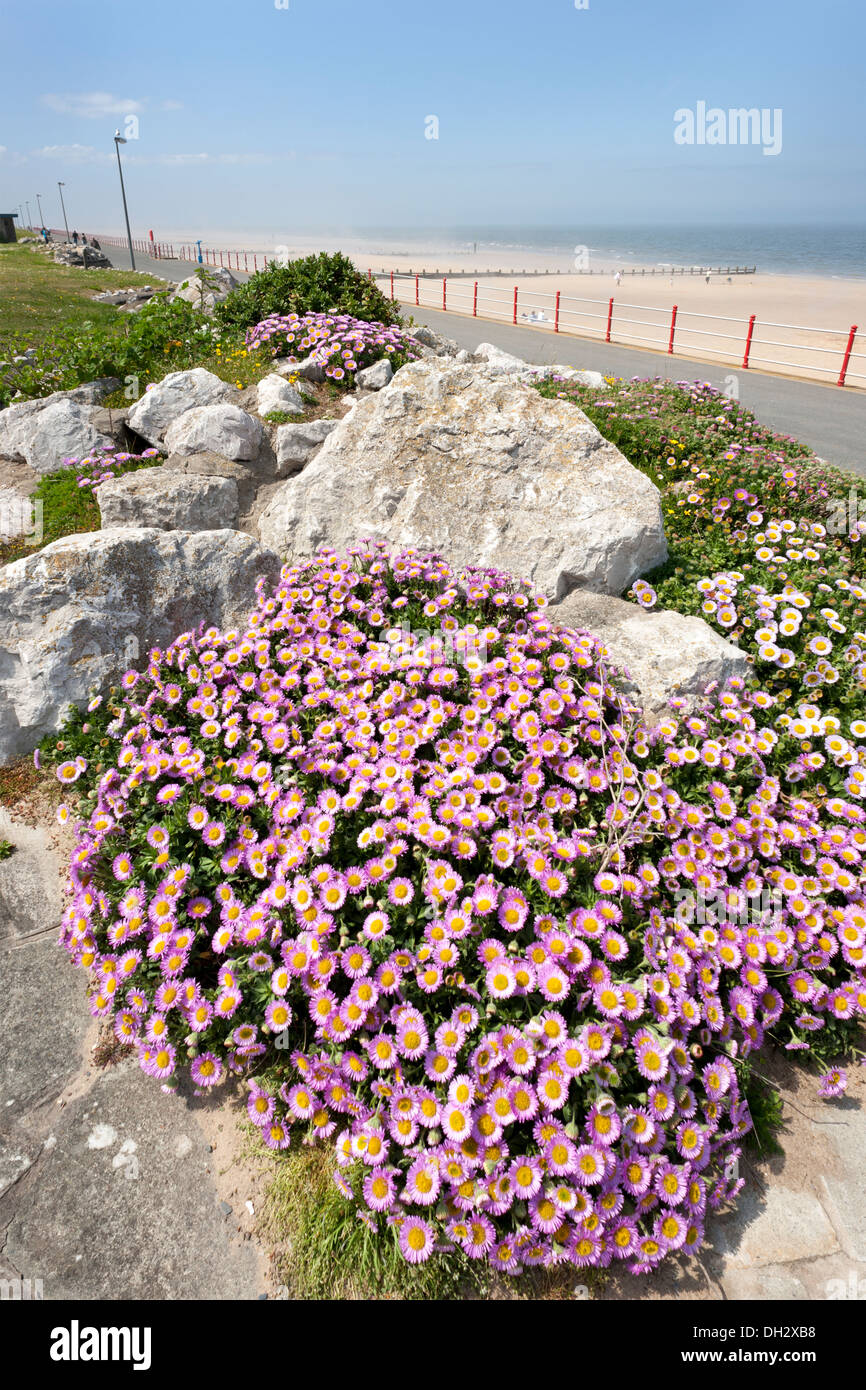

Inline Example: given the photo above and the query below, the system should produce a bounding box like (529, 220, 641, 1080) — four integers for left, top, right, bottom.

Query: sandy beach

(153, 229, 866, 387)
(373, 264, 866, 389)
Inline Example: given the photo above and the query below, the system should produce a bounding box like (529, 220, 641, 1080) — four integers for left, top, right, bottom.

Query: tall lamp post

(113, 131, 135, 270)
(35, 192, 44, 228)
(25, 200, 32, 230)
(57, 182, 70, 243)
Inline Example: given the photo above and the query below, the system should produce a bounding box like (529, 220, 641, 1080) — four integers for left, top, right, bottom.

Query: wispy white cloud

(160, 100, 184, 111)
(42, 91, 144, 118)
(33, 144, 112, 164)
(125, 151, 278, 167)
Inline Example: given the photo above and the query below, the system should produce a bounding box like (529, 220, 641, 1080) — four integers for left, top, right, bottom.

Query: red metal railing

(371, 271, 865, 389)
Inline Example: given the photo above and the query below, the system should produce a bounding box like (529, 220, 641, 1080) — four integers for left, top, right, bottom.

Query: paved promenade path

(101, 245, 866, 479)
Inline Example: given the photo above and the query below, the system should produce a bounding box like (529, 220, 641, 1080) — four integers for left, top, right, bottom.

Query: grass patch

(0, 240, 158, 349)
(244, 1124, 604, 1301)
(262, 410, 306, 425)
(0, 452, 162, 568)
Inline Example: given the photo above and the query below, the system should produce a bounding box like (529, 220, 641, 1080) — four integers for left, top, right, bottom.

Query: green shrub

(214, 251, 403, 334)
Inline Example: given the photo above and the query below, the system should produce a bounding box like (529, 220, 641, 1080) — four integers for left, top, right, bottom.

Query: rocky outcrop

(23, 399, 116, 475)
(0, 528, 280, 761)
(355, 358, 393, 390)
(0, 381, 121, 463)
(163, 403, 263, 461)
(474, 343, 604, 387)
(126, 369, 238, 447)
(274, 419, 339, 477)
(258, 358, 666, 598)
(96, 469, 239, 532)
(256, 375, 305, 417)
(552, 589, 748, 719)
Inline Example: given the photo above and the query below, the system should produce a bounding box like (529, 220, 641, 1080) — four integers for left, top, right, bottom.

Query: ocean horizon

(149, 223, 866, 280)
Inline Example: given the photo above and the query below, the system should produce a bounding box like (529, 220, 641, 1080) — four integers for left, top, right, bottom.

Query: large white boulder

(163, 403, 263, 461)
(552, 589, 749, 719)
(0, 528, 280, 762)
(256, 374, 305, 417)
(0, 381, 120, 463)
(258, 359, 666, 598)
(96, 469, 239, 531)
(127, 369, 237, 447)
(23, 399, 116, 475)
(474, 343, 604, 387)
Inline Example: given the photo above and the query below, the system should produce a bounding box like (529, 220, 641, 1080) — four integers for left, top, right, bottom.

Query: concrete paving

(0, 808, 265, 1301)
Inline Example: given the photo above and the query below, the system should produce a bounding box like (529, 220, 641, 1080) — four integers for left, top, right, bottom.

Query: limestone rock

(24, 400, 116, 475)
(127, 369, 237, 447)
(355, 358, 394, 390)
(258, 359, 666, 597)
(256, 375, 305, 417)
(551, 589, 748, 719)
(0, 528, 280, 762)
(0, 380, 121, 463)
(274, 419, 339, 476)
(163, 403, 263, 461)
(170, 267, 238, 312)
(410, 325, 460, 356)
(96, 468, 239, 532)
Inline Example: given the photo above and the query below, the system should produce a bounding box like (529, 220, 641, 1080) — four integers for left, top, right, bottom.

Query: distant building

(0, 213, 17, 243)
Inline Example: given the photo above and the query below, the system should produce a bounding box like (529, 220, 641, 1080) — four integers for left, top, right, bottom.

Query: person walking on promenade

(72, 230, 78, 245)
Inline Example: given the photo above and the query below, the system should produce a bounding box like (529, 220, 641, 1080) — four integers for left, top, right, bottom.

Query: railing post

(473, 281, 478, 316)
(554, 290, 560, 333)
(742, 314, 756, 368)
(668, 304, 678, 355)
(443, 277, 447, 310)
(390, 270, 394, 300)
(368, 267, 372, 281)
(513, 286, 518, 325)
(838, 325, 858, 386)
(606, 297, 614, 343)
(219, 250, 224, 267)
(415, 274, 419, 306)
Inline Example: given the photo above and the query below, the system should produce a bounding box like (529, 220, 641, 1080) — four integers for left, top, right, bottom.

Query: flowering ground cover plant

(538, 376, 866, 793)
(46, 540, 866, 1278)
(245, 312, 421, 383)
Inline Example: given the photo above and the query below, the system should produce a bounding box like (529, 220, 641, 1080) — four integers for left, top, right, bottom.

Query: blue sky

(1, 0, 863, 237)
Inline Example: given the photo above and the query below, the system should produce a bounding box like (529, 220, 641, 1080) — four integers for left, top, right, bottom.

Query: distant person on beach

(705, 272, 711, 285)
(82, 234, 89, 247)
(614, 270, 622, 287)
(72, 230, 78, 245)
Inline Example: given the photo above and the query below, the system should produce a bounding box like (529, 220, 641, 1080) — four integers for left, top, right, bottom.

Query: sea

(344, 225, 866, 279)
(155, 222, 866, 279)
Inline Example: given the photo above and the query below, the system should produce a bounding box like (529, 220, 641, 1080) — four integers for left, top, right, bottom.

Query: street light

(36, 193, 44, 229)
(57, 182, 70, 243)
(25, 200, 32, 230)
(113, 131, 135, 271)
